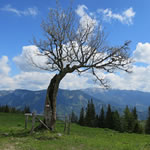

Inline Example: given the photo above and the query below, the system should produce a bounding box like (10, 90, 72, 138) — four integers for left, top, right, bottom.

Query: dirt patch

(1, 144, 16, 150)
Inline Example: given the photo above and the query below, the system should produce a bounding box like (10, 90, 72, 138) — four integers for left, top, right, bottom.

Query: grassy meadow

(0, 112, 150, 150)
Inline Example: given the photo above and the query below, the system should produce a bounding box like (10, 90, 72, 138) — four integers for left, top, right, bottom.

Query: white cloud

(0, 56, 16, 90)
(14, 42, 108, 73)
(0, 76, 16, 90)
(0, 56, 11, 76)
(0, 52, 97, 90)
(13, 45, 50, 72)
(1, 4, 38, 16)
(13, 71, 51, 90)
(105, 65, 150, 92)
(0, 56, 95, 90)
(75, 5, 135, 26)
(133, 42, 150, 64)
(60, 73, 96, 90)
(76, 5, 97, 30)
(97, 7, 135, 25)
(12, 44, 98, 90)
(1, 53, 150, 92)
(0, 55, 51, 90)
(0, 49, 95, 90)
(8, 41, 150, 92)
(3, 41, 150, 92)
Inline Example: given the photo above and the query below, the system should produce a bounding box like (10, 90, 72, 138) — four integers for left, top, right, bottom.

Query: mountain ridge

(0, 88, 150, 119)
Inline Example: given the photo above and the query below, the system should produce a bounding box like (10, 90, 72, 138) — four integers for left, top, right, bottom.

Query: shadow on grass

(35, 136, 59, 141)
(0, 129, 62, 141)
(0, 129, 30, 138)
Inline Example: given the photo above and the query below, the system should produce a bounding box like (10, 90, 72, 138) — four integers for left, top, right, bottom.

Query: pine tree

(105, 104, 113, 129)
(123, 106, 135, 132)
(132, 107, 138, 120)
(131, 106, 143, 133)
(95, 114, 99, 127)
(79, 107, 85, 126)
(71, 110, 78, 123)
(112, 110, 121, 131)
(4, 105, 9, 113)
(133, 121, 143, 134)
(85, 101, 91, 126)
(90, 99, 96, 127)
(84, 99, 96, 127)
(11, 107, 17, 113)
(99, 106, 105, 128)
(123, 106, 129, 132)
(145, 106, 150, 134)
(0, 105, 3, 112)
(24, 105, 31, 113)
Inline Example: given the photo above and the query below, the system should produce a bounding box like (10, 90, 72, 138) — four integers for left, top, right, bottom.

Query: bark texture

(44, 73, 66, 130)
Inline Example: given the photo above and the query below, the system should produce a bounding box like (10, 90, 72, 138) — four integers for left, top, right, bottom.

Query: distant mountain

(82, 88, 150, 119)
(0, 88, 150, 119)
(0, 89, 46, 113)
(0, 89, 105, 115)
(82, 88, 150, 111)
(57, 89, 105, 115)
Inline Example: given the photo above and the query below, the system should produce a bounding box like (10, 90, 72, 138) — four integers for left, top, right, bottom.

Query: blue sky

(1, 0, 150, 92)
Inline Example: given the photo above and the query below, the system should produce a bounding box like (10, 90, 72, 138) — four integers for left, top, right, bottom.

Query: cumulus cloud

(0, 55, 51, 90)
(0, 56, 11, 76)
(1, 47, 150, 92)
(1, 4, 38, 16)
(12, 44, 98, 90)
(0, 52, 95, 90)
(60, 73, 97, 90)
(13, 45, 50, 72)
(0, 56, 16, 90)
(76, 5, 97, 30)
(14, 42, 109, 73)
(97, 7, 135, 25)
(75, 5, 135, 26)
(133, 42, 150, 64)
(100, 42, 150, 92)
(0, 51, 97, 90)
(13, 71, 51, 90)
(60, 41, 150, 92)
(105, 65, 150, 92)
(8, 41, 150, 92)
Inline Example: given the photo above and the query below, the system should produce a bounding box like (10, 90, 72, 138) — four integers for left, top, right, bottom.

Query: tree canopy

(30, 3, 132, 88)
(27, 2, 132, 130)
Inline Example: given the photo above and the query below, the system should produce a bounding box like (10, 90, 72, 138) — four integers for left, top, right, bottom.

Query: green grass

(0, 112, 150, 150)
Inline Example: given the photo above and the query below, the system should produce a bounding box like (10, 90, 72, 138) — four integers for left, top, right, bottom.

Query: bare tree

(31, 4, 132, 130)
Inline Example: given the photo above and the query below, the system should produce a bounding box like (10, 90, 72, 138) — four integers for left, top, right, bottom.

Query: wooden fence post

(64, 115, 67, 133)
(25, 115, 28, 129)
(30, 112, 36, 134)
(67, 115, 71, 135)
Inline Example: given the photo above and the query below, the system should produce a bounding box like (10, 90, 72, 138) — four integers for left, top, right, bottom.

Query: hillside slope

(0, 112, 150, 150)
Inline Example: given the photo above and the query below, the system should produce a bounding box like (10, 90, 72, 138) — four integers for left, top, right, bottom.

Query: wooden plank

(24, 113, 32, 116)
(25, 113, 44, 116)
(36, 116, 50, 130)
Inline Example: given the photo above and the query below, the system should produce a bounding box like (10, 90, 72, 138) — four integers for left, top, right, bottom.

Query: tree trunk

(44, 74, 64, 131)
